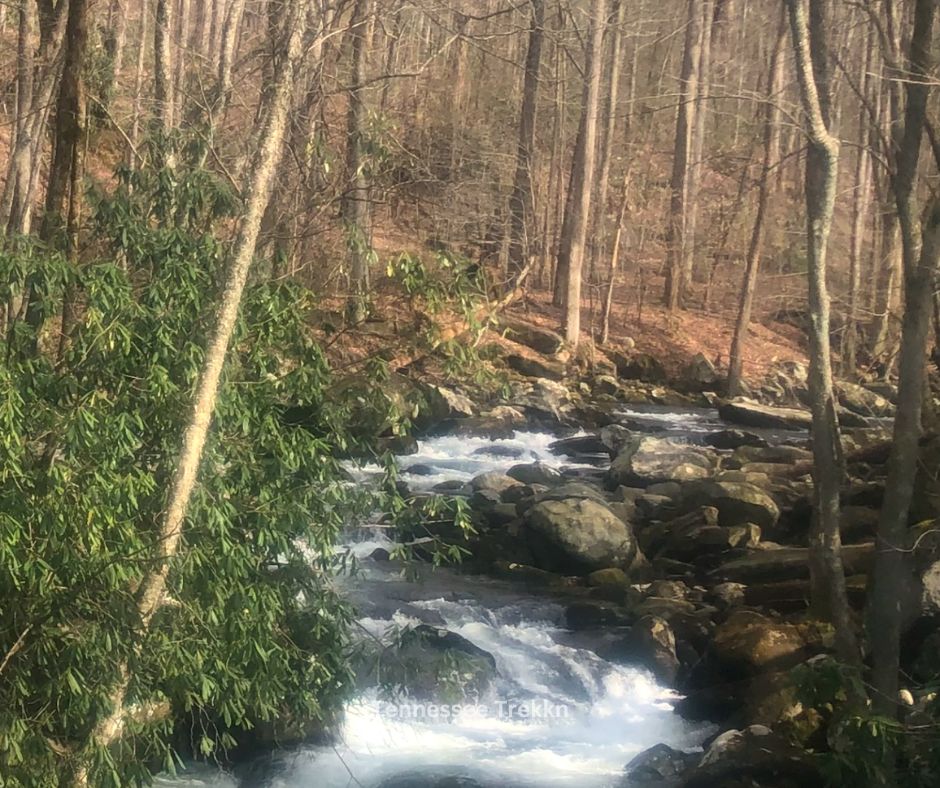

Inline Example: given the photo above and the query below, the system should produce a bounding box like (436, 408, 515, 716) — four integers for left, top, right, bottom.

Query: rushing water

(159, 422, 720, 788)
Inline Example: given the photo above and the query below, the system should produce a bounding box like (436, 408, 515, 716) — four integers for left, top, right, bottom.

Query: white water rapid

(159, 424, 718, 788)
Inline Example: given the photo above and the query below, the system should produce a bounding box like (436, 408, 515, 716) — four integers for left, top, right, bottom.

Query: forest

(0, 0, 939, 786)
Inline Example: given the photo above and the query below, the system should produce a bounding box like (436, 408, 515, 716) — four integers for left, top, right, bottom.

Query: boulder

(613, 616, 680, 685)
(549, 433, 610, 457)
(507, 462, 564, 486)
(678, 480, 780, 530)
(418, 384, 477, 426)
(609, 436, 716, 487)
(507, 353, 567, 381)
(681, 352, 720, 390)
(680, 726, 824, 788)
(718, 398, 812, 430)
(710, 610, 832, 677)
(530, 481, 611, 507)
(470, 472, 522, 497)
(525, 498, 637, 573)
(502, 318, 565, 355)
(836, 381, 895, 417)
(620, 743, 695, 787)
(565, 600, 632, 629)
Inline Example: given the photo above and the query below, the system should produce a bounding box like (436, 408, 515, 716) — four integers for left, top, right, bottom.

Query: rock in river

(524, 497, 637, 573)
(609, 436, 716, 487)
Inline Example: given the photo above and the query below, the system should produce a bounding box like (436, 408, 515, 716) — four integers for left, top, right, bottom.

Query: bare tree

(507, 0, 545, 285)
(786, 0, 860, 665)
(727, 16, 786, 396)
(869, 0, 938, 719)
(663, 0, 703, 311)
(562, 0, 608, 346)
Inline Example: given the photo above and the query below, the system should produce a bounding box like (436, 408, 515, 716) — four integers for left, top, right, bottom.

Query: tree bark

(682, 0, 713, 298)
(589, 0, 627, 287)
(563, 0, 608, 346)
(216, 0, 247, 114)
(71, 3, 309, 783)
(155, 0, 176, 131)
(507, 0, 545, 284)
(786, 0, 860, 666)
(344, 0, 372, 323)
(869, 0, 937, 719)
(727, 17, 785, 396)
(663, 0, 702, 311)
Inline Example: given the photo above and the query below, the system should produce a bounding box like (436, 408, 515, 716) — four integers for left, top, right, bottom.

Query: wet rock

(678, 480, 780, 530)
(613, 616, 680, 684)
(620, 743, 695, 787)
(836, 380, 895, 417)
(369, 548, 391, 561)
(378, 775, 487, 788)
(565, 600, 632, 629)
(609, 436, 716, 487)
(718, 398, 813, 430)
(680, 725, 824, 788)
(502, 318, 565, 355)
(470, 472, 522, 496)
(525, 498, 638, 573)
(705, 429, 768, 450)
(377, 434, 420, 455)
(406, 464, 437, 476)
(507, 353, 567, 381)
(549, 433, 610, 457)
(433, 480, 467, 494)
(507, 462, 564, 486)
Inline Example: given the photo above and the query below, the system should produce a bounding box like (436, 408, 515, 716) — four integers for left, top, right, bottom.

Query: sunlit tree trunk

(786, 0, 860, 666)
(563, 0, 607, 346)
(663, 0, 702, 311)
(155, 0, 176, 131)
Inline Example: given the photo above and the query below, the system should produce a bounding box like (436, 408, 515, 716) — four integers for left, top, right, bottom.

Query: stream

(158, 407, 755, 788)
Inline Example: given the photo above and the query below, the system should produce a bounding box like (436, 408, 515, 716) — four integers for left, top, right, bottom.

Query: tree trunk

(563, 0, 607, 346)
(344, 0, 372, 323)
(727, 17, 785, 396)
(507, 0, 545, 284)
(130, 0, 150, 166)
(589, 0, 627, 286)
(155, 0, 176, 131)
(682, 0, 713, 298)
(869, 0, 937, 720)
(663, 0, 702, 311)
(843, 31, 874, 378)
(216, 0, 246, 113)
(786, 0, 860, 666)
(1, 0, 37, 237)
(71, 4, 309, 783)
